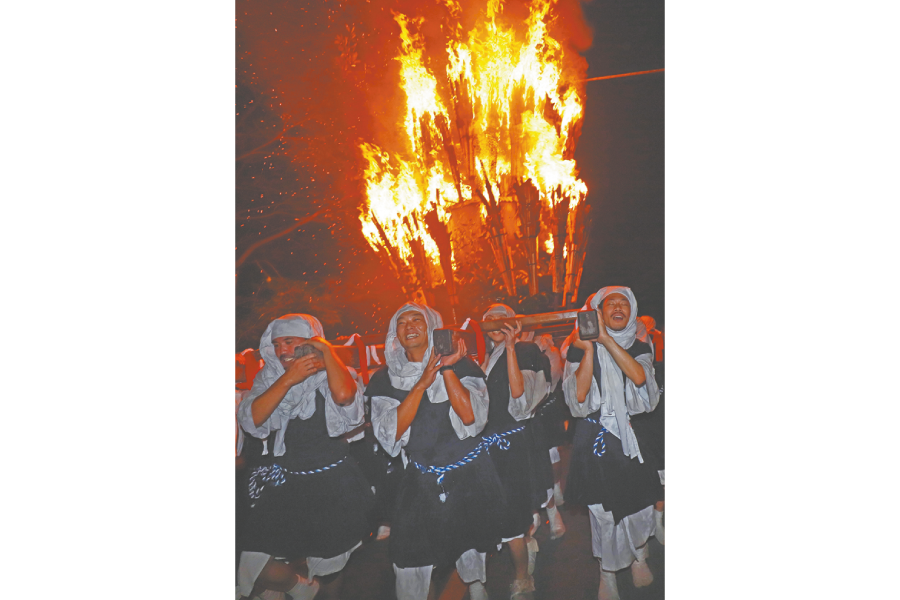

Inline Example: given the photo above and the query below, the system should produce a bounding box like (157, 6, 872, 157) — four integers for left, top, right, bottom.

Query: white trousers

(549, 446, 561, 464)
(588, 504, 656, 572)
(236, 543, 360, 598)
(394, 549, 487, 600)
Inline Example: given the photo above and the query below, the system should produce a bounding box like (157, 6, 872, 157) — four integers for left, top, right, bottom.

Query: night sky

(235, 0, 664, 351)
(575, 0, 665, 327)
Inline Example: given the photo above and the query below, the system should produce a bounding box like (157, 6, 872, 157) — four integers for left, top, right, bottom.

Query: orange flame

(359, 0, 587, 287)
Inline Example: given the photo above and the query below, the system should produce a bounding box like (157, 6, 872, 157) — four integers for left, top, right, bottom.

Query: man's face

(485, 314, 508, 345)
(396, 310, 429, 352)
(273, 336, 309, 370)
(601, 293, 631, 331)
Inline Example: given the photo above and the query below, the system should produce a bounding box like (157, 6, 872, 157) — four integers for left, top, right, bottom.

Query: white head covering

(271, 315, 318, 340)
(637, 315, 656, 331)
(482, 303, 516, 321)
(588, 287, 638, 350)
(635, 320, 650, 344)
(481, 303, 517, 374)
(384, 302, 444, 391)
(246, 314, 330, 454)
(635, 315, 655, 345)
(533, 333, 554, 353)
(588, 286, 643, 458)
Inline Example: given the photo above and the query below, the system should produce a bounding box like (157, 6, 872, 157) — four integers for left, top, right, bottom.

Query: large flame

(359, 0, 587, 293)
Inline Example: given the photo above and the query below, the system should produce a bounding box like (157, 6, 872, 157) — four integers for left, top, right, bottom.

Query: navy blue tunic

(565, 340, 663, 522)
(482, 343, 555, 537)
(238, 391, 376, 559)
(364, 361, 507, 569)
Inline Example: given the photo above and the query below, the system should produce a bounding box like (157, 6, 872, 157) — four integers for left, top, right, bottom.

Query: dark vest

(364, 358, 486, 466)
(484, 342, 552, 435)
(240, 390, 348, 471)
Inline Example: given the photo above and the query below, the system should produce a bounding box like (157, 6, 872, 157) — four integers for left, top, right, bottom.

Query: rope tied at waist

(247, 457, 346, 506)
(411, 425, 526, 502)
(583, 417, 608, 457)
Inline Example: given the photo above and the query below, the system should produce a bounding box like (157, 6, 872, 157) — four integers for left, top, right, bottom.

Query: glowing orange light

(359, 0, 588, 285)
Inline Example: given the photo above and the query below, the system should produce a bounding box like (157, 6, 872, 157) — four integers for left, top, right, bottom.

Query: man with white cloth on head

(562, 287, 662, 600)
(367, 303, 507, 600)
(236, 314, 375, 600)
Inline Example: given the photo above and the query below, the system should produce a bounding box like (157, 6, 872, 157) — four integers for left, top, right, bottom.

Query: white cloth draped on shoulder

(236, 313, 364, 457)
(522, 331, 564, 389)
(561, 287, 659, 460)
(371, 302, 489, 457)
(481, 303, 549, 420)
(635, 315, 657, 358)
(534, 333, 563, 389)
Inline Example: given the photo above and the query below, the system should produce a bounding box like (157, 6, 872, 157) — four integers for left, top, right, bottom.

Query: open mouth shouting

(601, 293, 632, 332)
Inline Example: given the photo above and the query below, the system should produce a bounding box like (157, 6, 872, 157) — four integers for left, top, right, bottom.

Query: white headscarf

(533, 333, 553, 353)
(252, 314, 329, 421)
(482, 303, 516, 321)
(481, 303, 517, 375)
(588, 286, 642, 458)
(384, 302, 444, 391)
(637, 315, 656, 331)
(636, 315, 655, 345)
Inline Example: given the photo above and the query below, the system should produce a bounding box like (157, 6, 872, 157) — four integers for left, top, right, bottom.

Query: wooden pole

(580, 68, 664, 83)
(371, 215, 415, 298)
(514, 179, 541, 297)
(425, 193, 459, 323)
(432, 308, 585, 361)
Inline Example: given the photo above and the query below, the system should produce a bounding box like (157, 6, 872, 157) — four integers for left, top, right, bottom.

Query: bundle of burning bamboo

(358, 2, 590, 308)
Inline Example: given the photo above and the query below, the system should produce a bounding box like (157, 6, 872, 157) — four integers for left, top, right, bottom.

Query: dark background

(575, 0, 664, 327)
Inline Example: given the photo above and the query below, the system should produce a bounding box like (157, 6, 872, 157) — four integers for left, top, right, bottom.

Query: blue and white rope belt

(412, 426, 526, 503)
(583, 417, 608, 457)
(247, 457, 346, 506)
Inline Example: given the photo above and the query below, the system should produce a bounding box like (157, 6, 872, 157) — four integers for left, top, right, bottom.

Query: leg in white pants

(237, 552, 271, 599)
(456, 549, 487, 584)
(587, 504, 655, 572)
(393, 565, 434, 600)
(393, 550, 486, 600)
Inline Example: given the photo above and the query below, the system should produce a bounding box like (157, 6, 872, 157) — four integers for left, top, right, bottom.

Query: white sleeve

(236, 375, 284, 439)
(562, 355, 602, 418)
(323, 367, 367, 437)
(447, 375, 489, 439)
(507, 369, 549, 421)
(371, 395, 410, 457)
(624, 354, 660, 415)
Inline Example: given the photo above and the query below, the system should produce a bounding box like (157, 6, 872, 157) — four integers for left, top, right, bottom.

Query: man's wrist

(277, 375, 296, 389)
(439, 364, 455, 374)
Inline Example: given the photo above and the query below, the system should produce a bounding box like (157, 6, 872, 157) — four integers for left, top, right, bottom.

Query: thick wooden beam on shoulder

(329, 344, 386, 372)
(433, 309, 584, 360)
(238, 309, 583, 384)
